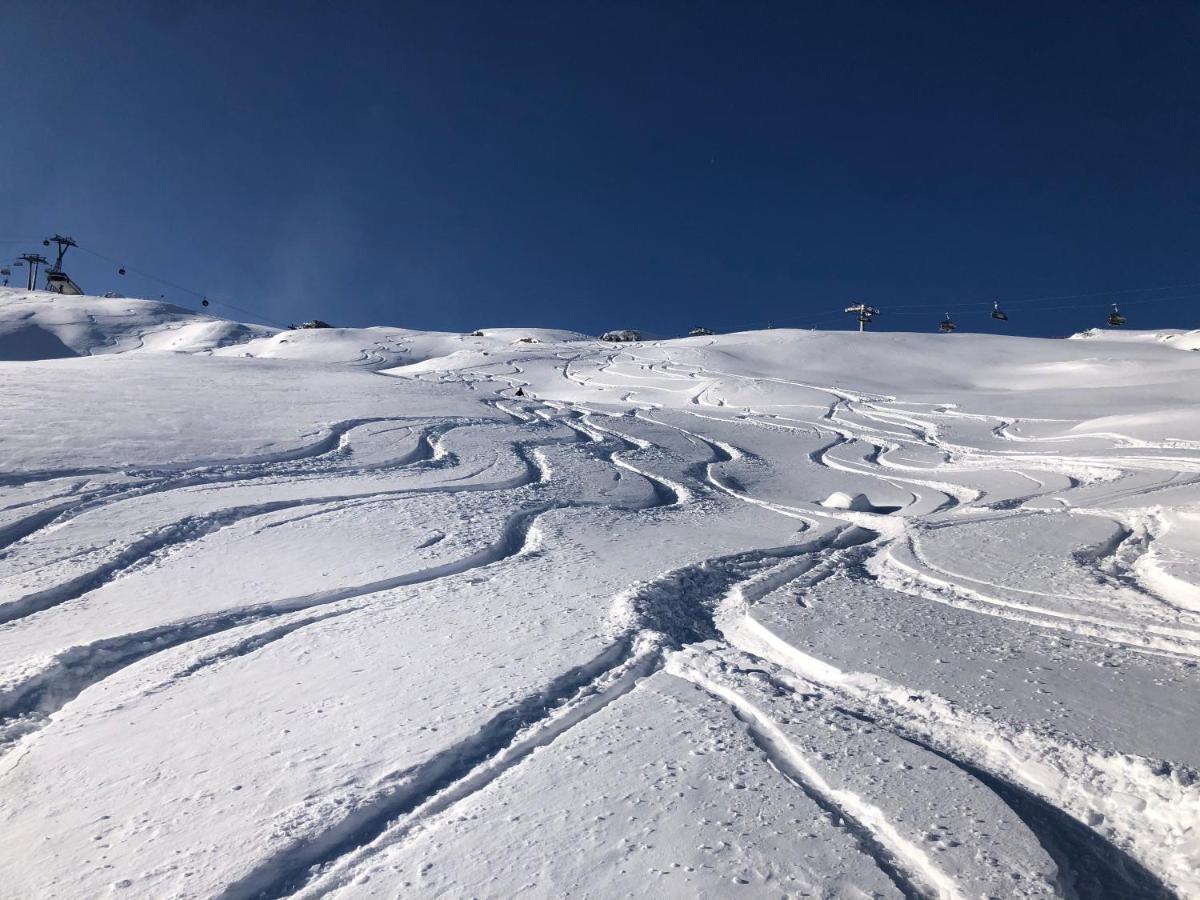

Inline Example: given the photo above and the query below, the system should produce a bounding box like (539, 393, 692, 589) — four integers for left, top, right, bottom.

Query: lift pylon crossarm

(42, 235, 77, 270)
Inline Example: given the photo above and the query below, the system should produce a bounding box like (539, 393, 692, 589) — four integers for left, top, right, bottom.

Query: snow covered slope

(0, 289, 587, 366)
(0, 288, 276, 358)
(0, 290, 1198, 899)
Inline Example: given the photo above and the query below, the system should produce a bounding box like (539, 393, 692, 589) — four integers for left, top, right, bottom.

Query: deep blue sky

(3, 1, 1198, 336)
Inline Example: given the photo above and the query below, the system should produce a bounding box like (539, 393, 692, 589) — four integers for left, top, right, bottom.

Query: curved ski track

(3, 349, 1198, 898)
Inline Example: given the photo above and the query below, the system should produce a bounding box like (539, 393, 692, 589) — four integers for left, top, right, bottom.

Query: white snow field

(0, 289, 1198, 899)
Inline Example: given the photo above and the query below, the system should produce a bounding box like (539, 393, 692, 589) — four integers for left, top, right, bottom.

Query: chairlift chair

(1107, 304, 1127, 327)
(939, 313, 957, 333)
(990, 301, 1008, 321)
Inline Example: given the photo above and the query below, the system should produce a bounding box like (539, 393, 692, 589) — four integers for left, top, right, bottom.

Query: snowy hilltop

(0, 290, 1198, 898)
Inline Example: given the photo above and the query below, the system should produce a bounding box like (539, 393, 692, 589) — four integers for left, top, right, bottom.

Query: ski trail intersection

(0, 293, 1198, 898)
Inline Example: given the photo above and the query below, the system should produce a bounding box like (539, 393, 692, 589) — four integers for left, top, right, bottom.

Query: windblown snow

(0, 288, 1197, 899)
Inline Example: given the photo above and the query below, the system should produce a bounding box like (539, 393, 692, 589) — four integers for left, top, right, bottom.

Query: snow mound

(0, 289, 276, 359)
(1070, 327, 1200, 350)
(137, 320, 274, 353)
(218, 326, 590, 369)
(466, 327, 587, 343)
(820, 491, 898, 513)
(0, 290, 594, 368)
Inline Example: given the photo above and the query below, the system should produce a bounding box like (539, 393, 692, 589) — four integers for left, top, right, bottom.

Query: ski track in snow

(2, 313, 1199, 898)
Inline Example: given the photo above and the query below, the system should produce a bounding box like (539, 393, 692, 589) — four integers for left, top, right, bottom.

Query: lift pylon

(844, 303, 880, 332)
(18, 254, 48, 291)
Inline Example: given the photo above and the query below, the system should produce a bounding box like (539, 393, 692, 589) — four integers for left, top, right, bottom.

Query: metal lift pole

(844, 303, 879, 332)
(19, 254, 48, 291)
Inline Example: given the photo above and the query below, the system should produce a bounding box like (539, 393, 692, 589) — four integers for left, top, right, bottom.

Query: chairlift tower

(41, 235, 83, 294)
(844, 303, 879, 332)
(18, 254, 48, 291)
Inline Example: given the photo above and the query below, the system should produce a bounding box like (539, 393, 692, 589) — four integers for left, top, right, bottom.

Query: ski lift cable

(790, 289, 1200, 325)
(772, 281, 1200, 321)
(975, 291, 1200, 316)
(768, 281, 1200, 330)
(771, 290, 1200, 332)
(846, 290, 1200, 325)
(73, 243, 291, 329)
(862, 280, 1200, 314)
(1001, 280, 1200, 306)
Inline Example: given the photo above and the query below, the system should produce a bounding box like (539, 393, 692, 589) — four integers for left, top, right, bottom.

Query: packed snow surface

(1072, 326, 1200, 351)
(0, 292, 1198, 899)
